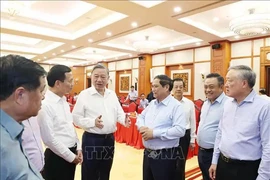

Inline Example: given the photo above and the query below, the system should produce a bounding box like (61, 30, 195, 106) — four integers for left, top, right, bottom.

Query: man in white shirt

(126, 85, 138, 102)
(72, 64, 131, 180)
(139, 93, 149, 108)
(37, 65, 82, 180)
(259, 89, 270, 101)
(22, 116, 45, 173)
(172, 78, 196, 180)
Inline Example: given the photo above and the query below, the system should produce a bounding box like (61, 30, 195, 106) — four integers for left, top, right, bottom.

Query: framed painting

(171, 69, 191, 95)
(119, 74, 131, 93)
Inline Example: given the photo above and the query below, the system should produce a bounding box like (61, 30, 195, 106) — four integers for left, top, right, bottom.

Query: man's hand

(209, 164, 217, 180)
(125, 114, 131, 128)
(190, 143, 195, 151)
(139, 126, 148, 134)
(77, 150, 83, 165)
(72, 155, 81, 165)
(95, 115, 104, 129)
(141, 128, 153, 141)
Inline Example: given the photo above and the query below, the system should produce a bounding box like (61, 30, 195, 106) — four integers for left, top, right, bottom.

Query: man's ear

(14, 87, 27, 105)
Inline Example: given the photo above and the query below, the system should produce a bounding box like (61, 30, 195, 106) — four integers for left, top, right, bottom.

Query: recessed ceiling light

(174, 7, 181, 13)
(125, 41, 130, 44)
(52, 53, 56, 56)
(71, 45, 76, 48)
(196, 42, 201, 46)
(261, 31, 267, 34)
(106, 32, 112, 36)
(61, 50, 65, 52)
(234, 35, 240, 39)
(129, 54, 132, 57)
(44, 57, 47, 59)
(213, 17, 219, 22)
(115, 57, 118, 60)
(170, 47, 174, 50)
(37, 58, 40, 61)
(131, 22, 138, 28)
(88, 39, 93, 42)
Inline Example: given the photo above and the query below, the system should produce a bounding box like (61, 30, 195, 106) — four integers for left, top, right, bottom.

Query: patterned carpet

(185, 167, 202, 180)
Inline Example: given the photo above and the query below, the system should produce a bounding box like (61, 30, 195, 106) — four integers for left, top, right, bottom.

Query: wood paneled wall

(260, 46, 270, 89)
(138, 55, 152, 96)
(71, 66, 85, 95)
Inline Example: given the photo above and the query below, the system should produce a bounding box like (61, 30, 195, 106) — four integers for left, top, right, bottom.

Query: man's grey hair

(92, 63, 109, 75)
(228, 65, 256, 88)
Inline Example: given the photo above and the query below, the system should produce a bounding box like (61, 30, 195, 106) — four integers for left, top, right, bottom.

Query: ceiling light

(2, 1, 33, 17)
(229, 8, 270, 36)
(129, 54, 132, 57)
(44, 57, 47, 59)
(196, 42, 201, 46)
(85, 50, 104, 61)
(234, 35, 240, 39)
(262, 31, 267, 34)
(174, 7, 181, 13)
(71, 45, 76, 48)
(133, 36, 160, 53)
(170, 47, 174, 50)
(37, 58, 40, 61)
(213, 17, 219, 22)
(88, 39, 93, 42)
(106, 32, 112, 36)
(61, 50, 65, 52)
(52, 53, 56, 56)
(125, 41, 130, 44)
(131, 22, 138, 27)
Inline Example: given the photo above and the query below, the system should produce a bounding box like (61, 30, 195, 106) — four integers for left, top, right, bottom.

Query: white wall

(166, 49, 193, 65)
(108, 62, 116, 71)
(116, 59, 132, 70)
(195, 46, 211, 62)
(194, 62, 210, 100)
(108, 71, 116, 91)
(132, 58, 139, 69)
(231, 41, 252, 57)
(253, 57, 260, 93)
(150, 66, 165, 82)
(132, 69, 139, 90)
(230, 58, 252, 67)
(152, 54, 165, 66)
(253, 39, 264, 56)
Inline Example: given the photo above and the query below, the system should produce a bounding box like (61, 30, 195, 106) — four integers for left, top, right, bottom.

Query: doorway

(87, 78, 91, 88)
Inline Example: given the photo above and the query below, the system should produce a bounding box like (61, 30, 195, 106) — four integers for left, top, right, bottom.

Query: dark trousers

(43, 146, 77, 180)
(143, 147, 179, 180)
(82, 132, 115, 180)
(216, 154, 260, 180)
(198, 148, 213, 180)
(175, 129, 191, 180)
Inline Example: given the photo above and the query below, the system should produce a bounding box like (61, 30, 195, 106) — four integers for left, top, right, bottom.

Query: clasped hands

(95, 114, 131, 129)
(72, 150, 83, 165)
(139, 126, 153, 141)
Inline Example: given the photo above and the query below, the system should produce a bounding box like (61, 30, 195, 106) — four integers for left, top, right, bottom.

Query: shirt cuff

(66, 152, 76, 163)
(190, 137, 196, 143)
(211, 154, 220, 165)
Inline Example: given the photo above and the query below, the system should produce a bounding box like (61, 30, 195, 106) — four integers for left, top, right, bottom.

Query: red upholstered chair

(128, 102, 137, 113)
(193, 99, 204, 155)
(137, 107, 144, 114)
(135, 98, 141, 105)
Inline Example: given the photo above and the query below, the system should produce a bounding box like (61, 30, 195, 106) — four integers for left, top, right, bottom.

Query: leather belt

(85, 132, 113, 139)
(220, 153, 260, 164)
(199, 147, 214, 152)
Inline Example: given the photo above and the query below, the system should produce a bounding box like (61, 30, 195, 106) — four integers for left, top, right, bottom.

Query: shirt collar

(239, 89, 256, 103)
(45, 90, 63, 103)
(88, 87, 111, 96)
(0, 109, 24, 140)
(154, 94, 172, 106)
(207, 92, 225, 104)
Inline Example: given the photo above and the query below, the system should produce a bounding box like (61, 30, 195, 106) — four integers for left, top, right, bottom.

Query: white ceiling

(1, 0, 270, 66)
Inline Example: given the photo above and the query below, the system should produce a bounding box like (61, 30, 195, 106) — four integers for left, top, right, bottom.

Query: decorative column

(210, 41, 231, 78)
(138, 55, 152, 96)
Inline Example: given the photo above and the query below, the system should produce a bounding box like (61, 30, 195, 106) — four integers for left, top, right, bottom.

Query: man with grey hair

(72, 64, 131, 180)
(209, 65, 270, 180)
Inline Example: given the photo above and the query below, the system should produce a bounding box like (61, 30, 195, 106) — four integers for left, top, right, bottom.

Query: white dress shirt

(179, 97, 196, 143)
(261, 94, 270, 101)
(72, 87, 126, 134)
(22, 117, 44, 171)
(127, 90, 138, 101)
(37, 90, 81, 163)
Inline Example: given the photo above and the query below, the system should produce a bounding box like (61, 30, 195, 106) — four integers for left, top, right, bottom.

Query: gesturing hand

(95, 115, 104, 129)
(125, 114, 131, 128)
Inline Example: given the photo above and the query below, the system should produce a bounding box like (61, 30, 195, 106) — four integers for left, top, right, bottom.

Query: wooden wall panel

(138, 55, 152, 96)
(210, 41, 231, 78)
(260, 46, 270, 89)
(71, 67, 85, 95)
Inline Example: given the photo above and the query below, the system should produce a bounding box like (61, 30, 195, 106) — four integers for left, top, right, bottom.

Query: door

(266, 66, 270, 96)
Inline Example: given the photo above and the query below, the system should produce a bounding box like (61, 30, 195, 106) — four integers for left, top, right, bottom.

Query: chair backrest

(128, 102, 137, 112)
(194, 99, 204, 124)
(135, 98, 141, 105)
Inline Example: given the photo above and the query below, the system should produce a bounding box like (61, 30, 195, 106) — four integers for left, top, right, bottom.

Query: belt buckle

(222, 154, 230, 163)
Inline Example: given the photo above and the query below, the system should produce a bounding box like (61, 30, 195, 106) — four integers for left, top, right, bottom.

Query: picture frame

(171, 69, 191, 95)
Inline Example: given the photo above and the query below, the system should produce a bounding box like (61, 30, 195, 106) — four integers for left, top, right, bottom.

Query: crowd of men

(1, 54, 270, 180)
